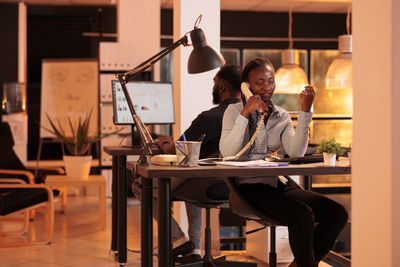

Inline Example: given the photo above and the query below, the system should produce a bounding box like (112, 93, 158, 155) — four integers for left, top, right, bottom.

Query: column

(353, 0, 400, 266)
(172, 0, 221, 139)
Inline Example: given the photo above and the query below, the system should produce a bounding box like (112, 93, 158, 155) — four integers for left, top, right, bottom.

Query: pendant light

(326, 6, 352, 89)
(275, 0, 309, 94)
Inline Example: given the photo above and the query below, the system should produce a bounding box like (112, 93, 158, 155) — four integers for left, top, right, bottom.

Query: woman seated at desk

(219, 57, 348, 267)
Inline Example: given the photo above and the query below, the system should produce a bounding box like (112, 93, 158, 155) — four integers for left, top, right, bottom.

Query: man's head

(212, 64, 242, 104)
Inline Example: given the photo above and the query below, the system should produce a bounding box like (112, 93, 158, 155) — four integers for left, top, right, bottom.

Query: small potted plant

(347, 143, 352, 165)
(41, 111, 119, 178)
(316, 138, 345, 166)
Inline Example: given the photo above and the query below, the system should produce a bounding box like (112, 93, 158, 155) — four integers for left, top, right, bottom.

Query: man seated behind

(153, 64, 242, 264)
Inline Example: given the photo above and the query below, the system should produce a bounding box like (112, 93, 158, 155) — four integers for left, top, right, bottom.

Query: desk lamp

(116, 15, 225, 164)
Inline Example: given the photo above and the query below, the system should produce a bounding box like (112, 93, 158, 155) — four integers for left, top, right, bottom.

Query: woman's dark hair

(241, 57, 274, 83)
(241, 57, 275, 151)
(216, 64, 242, 97)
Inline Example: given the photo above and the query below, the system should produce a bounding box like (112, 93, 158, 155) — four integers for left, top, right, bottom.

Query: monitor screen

(112, 80, 175, 125)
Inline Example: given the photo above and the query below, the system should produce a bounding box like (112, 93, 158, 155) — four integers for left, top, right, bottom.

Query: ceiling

(162, 0, 351, 13)
(0, 0, 351, 13)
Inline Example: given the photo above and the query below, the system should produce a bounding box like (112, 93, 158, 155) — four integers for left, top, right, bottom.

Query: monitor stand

(124, 125, 162, 151)
(130, 125, 143, 148)
(126, 125, 157, 148)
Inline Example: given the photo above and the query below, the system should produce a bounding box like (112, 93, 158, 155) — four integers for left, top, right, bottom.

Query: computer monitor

(112, 80, 175, 125)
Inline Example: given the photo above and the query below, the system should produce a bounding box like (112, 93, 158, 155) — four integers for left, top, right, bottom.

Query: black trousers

(238, 182, 348, 267)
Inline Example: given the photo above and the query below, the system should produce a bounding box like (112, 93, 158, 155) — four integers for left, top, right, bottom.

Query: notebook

(264, 154, 324, 164)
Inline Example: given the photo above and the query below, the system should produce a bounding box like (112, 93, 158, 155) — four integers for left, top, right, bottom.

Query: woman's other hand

(300, 85, 315, 112)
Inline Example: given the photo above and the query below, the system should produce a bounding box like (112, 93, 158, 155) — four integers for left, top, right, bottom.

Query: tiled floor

(0, 193, 333, 266)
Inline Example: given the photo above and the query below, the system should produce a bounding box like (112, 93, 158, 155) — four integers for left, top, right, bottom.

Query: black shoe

(172, 241, 195, 258)
(174, 254, 202, 265)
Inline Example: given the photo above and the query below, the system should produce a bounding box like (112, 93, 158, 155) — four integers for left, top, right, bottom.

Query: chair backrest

(0, 122, 26, 171)
(224, 177, 284, 226)
(0, 122, 15, 147)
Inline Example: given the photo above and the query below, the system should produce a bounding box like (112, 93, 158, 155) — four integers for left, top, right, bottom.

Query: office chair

(224, 176, 300, 267)
(173, 177, 257, 267)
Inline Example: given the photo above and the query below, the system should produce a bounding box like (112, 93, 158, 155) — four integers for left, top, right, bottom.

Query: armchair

(0, 122, 60, 226)
(0, 180, 54, 247)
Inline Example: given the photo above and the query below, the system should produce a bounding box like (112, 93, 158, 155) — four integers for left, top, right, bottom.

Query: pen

(198, 133, 206, 142)
(175, 141, 189, 165)
(175, 141, 185, 150)
(182, 133, 187, 141)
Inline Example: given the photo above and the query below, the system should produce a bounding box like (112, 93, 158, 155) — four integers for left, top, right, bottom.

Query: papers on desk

(216, 160, 289, 167)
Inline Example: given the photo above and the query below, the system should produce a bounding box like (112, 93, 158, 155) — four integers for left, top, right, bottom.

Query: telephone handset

(223, 83, 265, 161)
(241, 82, 263, 113)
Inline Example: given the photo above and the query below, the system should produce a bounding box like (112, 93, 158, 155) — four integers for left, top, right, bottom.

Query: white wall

(172, 0, 221, 139)
(171, 0, 221, 251)
(353, 0, 400, 266)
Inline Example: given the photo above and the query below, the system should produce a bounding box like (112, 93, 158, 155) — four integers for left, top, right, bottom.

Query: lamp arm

(117, 35, 189, 83)
(116, 78, 153, 162)
(115, 35, 189, 164)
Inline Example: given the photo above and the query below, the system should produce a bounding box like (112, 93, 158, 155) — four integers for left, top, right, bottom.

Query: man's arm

(181, 112, 208, 142)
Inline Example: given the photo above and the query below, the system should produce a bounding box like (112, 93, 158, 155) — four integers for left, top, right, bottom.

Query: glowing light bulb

(275, 49, 309, 94)
(326, 35, 352, 89)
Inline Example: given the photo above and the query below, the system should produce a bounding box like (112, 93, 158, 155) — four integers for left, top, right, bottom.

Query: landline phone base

(150, 154, 177, 166)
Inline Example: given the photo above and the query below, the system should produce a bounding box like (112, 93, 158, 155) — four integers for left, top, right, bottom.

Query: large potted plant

(41, 111, 114, 179)
(316, 138, 345, 166)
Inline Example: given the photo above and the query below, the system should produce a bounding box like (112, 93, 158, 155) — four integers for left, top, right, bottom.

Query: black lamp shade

(187, 28, 225, 74)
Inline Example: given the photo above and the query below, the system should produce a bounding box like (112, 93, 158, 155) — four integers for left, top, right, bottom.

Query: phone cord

(223, 113, 265, 161)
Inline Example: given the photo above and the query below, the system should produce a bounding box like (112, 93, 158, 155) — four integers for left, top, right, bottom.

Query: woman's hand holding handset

(241, 95, 268, 118)
(300, 85, 315, 112)
(240, 82, 268, 118)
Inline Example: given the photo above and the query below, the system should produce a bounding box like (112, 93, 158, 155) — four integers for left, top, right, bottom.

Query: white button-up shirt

(220, 101, 313, 186)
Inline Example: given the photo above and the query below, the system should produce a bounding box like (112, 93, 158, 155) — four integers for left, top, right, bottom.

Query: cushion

(0, 188, 59, 216)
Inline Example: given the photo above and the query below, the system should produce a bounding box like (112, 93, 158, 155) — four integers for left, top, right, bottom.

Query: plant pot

(323, 152, 336, 166)
(63, 155, 92, 179)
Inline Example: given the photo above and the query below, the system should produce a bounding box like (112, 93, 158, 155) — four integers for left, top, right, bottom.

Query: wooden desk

(103, 146, 159, 265)
(46, 175, 107, 229)
(127, 159, 351, 267)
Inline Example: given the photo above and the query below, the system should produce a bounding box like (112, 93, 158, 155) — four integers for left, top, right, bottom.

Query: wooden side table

(45, 175, 107, 229)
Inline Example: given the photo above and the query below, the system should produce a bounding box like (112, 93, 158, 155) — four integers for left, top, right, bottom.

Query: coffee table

(46, 175, 107, 229)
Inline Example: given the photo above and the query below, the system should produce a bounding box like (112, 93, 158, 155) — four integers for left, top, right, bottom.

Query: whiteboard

(40, 59, 99, 138)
